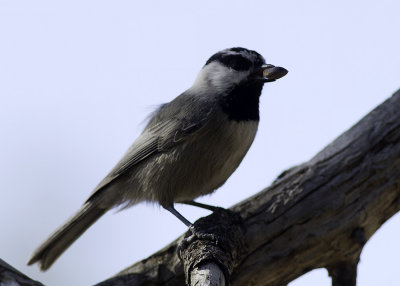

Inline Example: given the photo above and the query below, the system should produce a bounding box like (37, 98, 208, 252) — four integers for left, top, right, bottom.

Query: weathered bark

(0, 259, 44, 286)
(97, 89, 400, 286)
(2, 89, 400, 285)
(179, 209, 244, 285)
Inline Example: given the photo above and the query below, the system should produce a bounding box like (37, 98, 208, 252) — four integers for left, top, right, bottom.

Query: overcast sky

(1, 1, 400, 285)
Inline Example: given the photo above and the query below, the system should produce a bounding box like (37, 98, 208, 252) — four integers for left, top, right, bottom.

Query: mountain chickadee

(28, 47, 288, 270)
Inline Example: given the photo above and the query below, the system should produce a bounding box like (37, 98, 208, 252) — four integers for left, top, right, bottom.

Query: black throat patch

(218, 82, 263, 121)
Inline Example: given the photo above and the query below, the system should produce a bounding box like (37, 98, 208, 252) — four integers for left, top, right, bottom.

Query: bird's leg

(180, 200, 221, 212)
(163, 204, 192, 227)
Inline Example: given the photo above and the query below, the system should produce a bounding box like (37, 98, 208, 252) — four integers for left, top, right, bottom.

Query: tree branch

(3, 89, 399, 286)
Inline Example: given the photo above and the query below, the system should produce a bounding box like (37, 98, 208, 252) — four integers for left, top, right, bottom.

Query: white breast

(211, 120, 258, 187)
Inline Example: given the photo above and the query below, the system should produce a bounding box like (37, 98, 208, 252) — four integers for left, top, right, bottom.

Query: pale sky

(1, 1, 400, 285)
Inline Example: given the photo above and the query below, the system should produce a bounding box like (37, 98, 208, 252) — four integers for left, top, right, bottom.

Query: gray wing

(87, 93, 214, 200)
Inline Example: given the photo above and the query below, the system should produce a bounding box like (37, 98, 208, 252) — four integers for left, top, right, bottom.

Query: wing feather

(87, 94, 214, 200)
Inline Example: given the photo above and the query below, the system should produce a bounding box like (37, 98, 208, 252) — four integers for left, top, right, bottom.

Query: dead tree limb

(2, 89, 399, 285)
(96, 89, 400, 286)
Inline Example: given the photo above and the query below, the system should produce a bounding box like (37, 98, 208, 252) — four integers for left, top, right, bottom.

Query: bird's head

(192, 47, 288, 94)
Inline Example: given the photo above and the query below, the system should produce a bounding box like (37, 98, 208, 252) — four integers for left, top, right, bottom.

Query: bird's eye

(220, 55, 252, 71)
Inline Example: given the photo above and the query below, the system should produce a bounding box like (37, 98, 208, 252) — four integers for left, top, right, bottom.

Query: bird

(27, 47, 288, 271)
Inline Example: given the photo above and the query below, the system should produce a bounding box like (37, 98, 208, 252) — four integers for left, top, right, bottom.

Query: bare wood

(95, 89, 400, 286)
(190, 263, 225, 286)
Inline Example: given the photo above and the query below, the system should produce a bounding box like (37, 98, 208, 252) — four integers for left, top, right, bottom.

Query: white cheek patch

(191, 62, 250, 94)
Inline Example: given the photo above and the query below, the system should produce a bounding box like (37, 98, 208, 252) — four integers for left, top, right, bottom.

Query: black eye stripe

(219, 55, 252, 71)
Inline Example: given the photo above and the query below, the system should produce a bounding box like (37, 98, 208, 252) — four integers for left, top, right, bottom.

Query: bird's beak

(259, 64, 288, 82)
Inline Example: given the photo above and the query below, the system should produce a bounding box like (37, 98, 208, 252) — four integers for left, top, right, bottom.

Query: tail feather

(27, 202, 107, 271)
